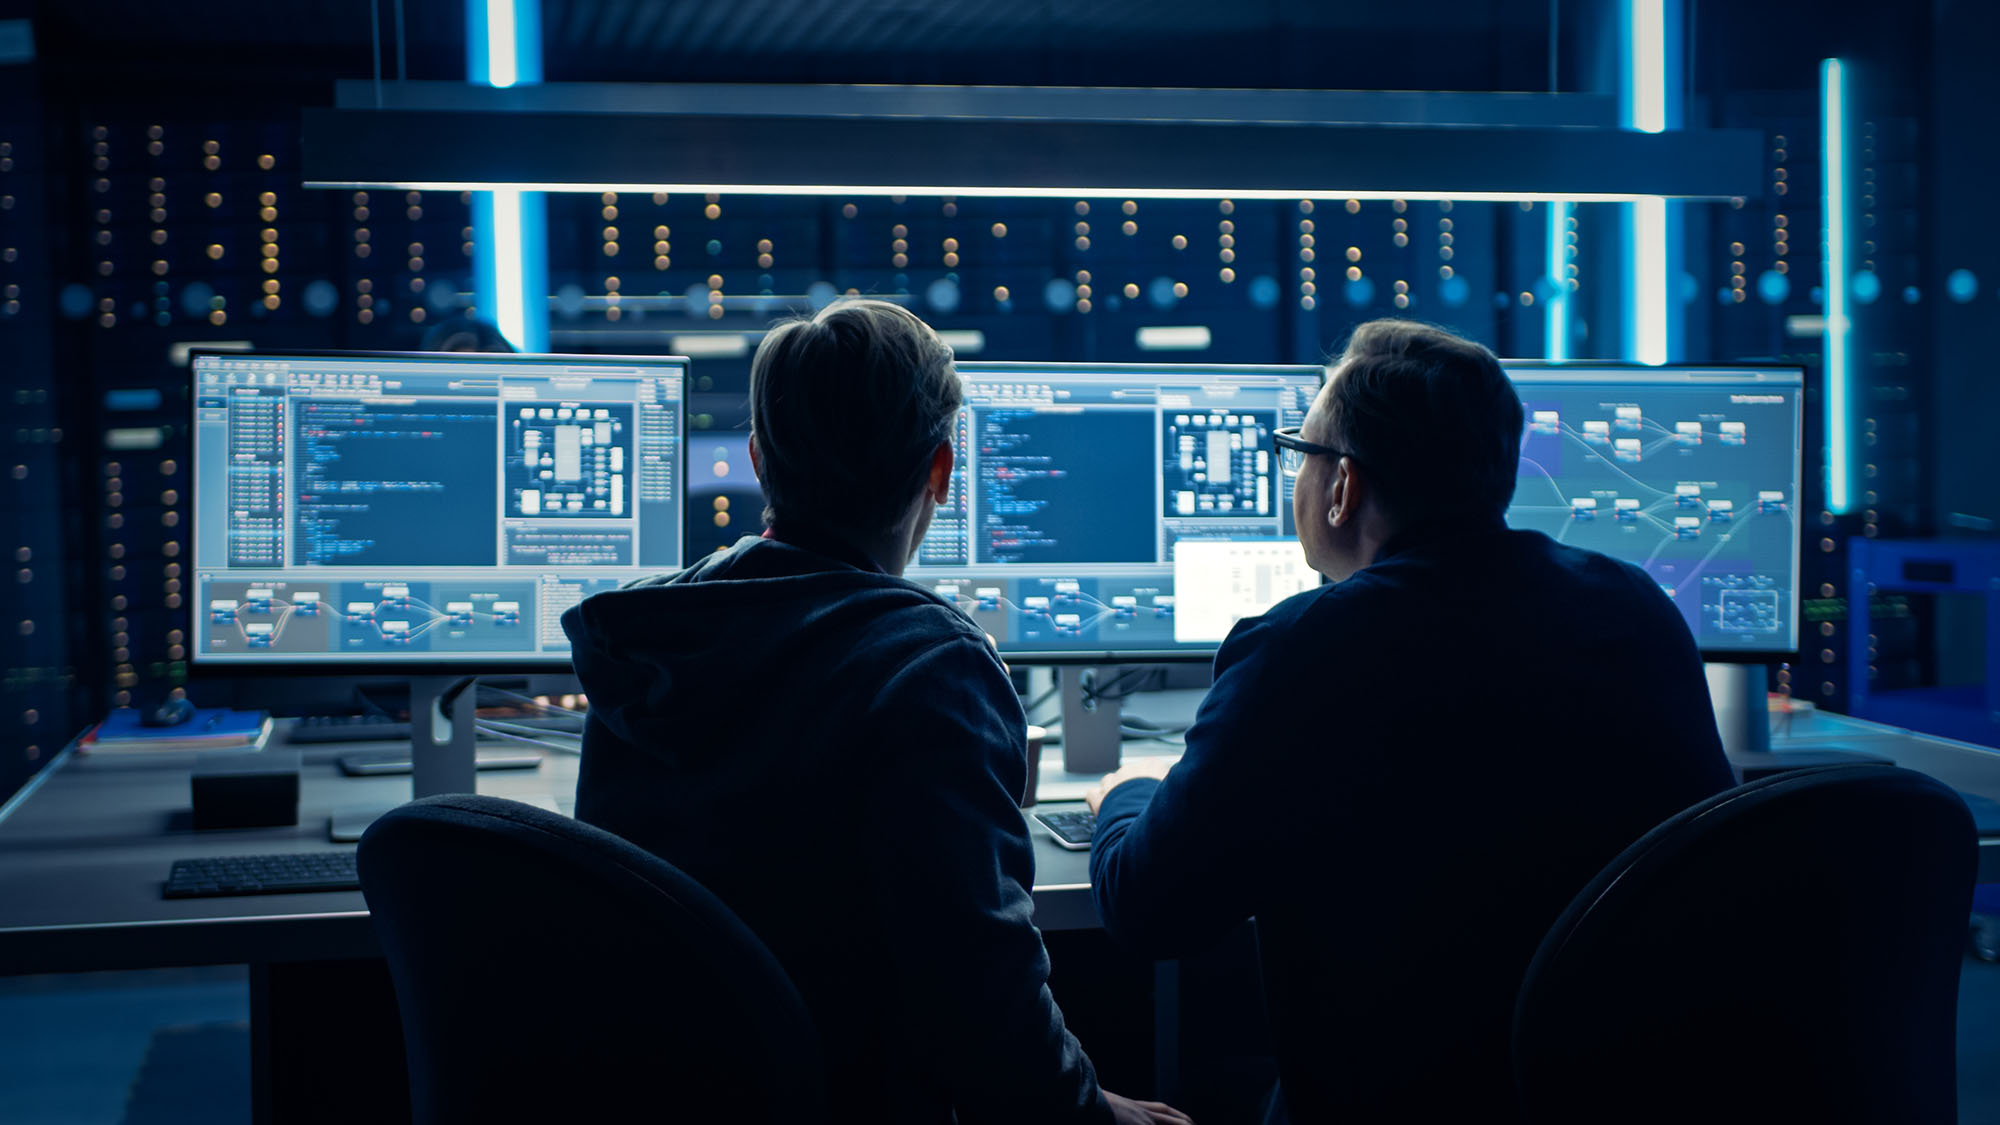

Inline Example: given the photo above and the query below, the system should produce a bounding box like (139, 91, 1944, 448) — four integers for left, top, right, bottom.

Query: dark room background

(2, 0, 1995, 801)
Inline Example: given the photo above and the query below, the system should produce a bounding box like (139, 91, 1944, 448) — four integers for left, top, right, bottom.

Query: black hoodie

(562, 535, 1112, 1124)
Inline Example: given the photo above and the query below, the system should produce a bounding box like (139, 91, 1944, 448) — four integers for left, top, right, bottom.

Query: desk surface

(2, 699, 1997, 977)
(0, 718, 1114, 975)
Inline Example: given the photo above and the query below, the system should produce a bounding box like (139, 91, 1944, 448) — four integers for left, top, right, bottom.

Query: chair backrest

(358, 794, 824, 1124)
(1513, 764, 1975, 1125)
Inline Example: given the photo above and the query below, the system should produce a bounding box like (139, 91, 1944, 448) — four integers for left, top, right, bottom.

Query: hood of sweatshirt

(560, 535, 985, 767)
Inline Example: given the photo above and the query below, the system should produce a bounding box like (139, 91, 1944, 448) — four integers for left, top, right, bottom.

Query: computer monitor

(1502, 363, 1805, 660)
(190, 349, 688, 669)
(904, 361, 1326, 662)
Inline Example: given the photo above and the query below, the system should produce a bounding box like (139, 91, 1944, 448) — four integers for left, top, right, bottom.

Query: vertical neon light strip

(486, 0, 519, 88)
(1822, 58, 1852, 513)
(1632, 197, 1667, 364)
(491, 188, 525, 349)
(1623, 0, 1669, 365)
(468, 0, 546, 352)
(1545, 201, 1570, 361)
(1629, 0, 1667, 134)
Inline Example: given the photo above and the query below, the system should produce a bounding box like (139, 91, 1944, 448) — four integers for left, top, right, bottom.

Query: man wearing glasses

(1085, 319, 1733, 1123)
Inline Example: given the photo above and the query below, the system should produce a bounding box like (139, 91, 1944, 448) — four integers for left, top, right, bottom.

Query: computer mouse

(142, 696, 197, 727)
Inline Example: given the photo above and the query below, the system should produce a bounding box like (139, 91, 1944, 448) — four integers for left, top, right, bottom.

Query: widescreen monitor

(904, 362, 1326, 661)
(191, 349, 688, 667)
(1502, 363, 1804, 659)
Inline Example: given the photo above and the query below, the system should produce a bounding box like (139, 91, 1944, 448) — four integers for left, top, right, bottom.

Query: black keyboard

(289, 713, 584, 744)
(287, 714, 411, 743)
(164, 852, 360, 898)
(1033, 809, 1097, 851)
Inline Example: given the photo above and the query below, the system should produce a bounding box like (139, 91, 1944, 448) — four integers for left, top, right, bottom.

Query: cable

(1033, 723, 1188, 749)
(479, 717, 583, 740)
(1086, 667, 1168, 703)
(1120, 715, 1190, 736)
(477, 684, 588, 717)
(473, 723, 582, 756)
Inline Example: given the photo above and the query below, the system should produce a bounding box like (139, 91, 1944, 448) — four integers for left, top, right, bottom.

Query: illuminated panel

(1822, 58, 1853, 514)
(1622, 0, 1675, 366)
(1545, 200, 1571, 361)
(468, 0, 547, 352)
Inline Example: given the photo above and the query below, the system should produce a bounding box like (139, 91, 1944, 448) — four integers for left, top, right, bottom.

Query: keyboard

(289, 713, 585, 744)
(287, 714, 411, 743)
(1033, 809, 1097, 851)
(164, 852, 360, 898)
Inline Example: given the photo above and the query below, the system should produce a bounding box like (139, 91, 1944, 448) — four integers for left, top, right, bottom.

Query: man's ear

(927, 440, 954, 503)
(1327, 456, 1363, 528)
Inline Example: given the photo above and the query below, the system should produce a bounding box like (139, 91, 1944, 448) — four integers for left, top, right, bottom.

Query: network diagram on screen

(1502, 365, 1804, 655)
(905, 363, 1325, 659)
(192, 351, 686, 665)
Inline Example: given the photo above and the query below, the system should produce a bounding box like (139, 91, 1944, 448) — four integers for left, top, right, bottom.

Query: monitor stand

(410, 675, 480, 797)
(1060, 666, 1123, 775)
(328, 675, 482, 843)
(1706, 663, 1772, 755)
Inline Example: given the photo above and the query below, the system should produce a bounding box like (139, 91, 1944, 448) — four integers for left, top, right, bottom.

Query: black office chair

(1513, 764, 1975, 1125)
(358, 794, 825, 1124)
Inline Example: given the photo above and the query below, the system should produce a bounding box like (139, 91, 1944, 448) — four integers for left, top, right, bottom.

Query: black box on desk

(191, 750, 301, 830)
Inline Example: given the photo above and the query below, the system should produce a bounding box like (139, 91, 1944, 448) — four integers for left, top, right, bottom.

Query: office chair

(358, 794, 825, 1123)
(1512, 764, 1975, 1125)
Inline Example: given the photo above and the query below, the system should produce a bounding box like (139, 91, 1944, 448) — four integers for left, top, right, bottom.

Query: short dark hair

(1326, 319, 1524, 525)
(749, 299, 961, 538)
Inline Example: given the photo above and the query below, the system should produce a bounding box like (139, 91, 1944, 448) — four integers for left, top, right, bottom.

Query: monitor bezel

(1501, 359, 1808, 664)
(933, 359, 1326, 665)
(186, 346, 690, 677)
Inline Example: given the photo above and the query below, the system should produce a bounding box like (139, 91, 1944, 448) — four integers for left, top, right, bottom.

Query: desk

(0, 720, 1114, 1124)
(2, 702, 1998, 1122)
(5, 702, 2000, 971)
(0, 726, 1113, 978)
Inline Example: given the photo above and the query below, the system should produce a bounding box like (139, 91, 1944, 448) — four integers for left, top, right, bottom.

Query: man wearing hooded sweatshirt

(562, 300, 1190, 1125)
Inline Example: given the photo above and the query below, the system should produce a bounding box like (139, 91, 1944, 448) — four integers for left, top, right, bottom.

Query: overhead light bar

(308, 181, 1689, 203)
(1822, 58, 1852, 514)
(333, 80, 1626, 127)
(303, 104, 1761, 201)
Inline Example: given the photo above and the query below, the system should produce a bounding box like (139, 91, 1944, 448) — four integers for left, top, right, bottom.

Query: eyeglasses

(1273, 427, 1359, 477)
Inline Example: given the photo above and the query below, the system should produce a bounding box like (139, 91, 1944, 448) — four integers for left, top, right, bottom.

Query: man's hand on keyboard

(1084, 756, 1178, 814)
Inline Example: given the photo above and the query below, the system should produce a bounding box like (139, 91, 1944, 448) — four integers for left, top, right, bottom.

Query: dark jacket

(562, 535, 1110, 1124)
(1090, 521, 1735, 1123)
